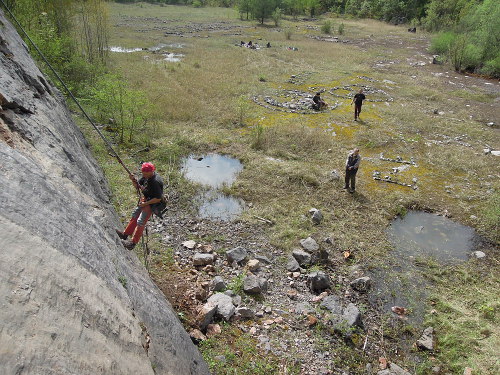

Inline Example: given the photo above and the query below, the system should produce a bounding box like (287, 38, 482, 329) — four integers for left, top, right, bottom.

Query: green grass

(76, 3, 500, 374)
(199, 325, 301, 374)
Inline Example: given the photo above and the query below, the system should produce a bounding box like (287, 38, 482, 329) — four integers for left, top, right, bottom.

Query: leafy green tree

(271, 7, 283, 26)
(250, 0, 281, 24)
(90, 74, 152, 144)
(302, 0, 320, 17)
(283, 0, 303, 18)
(238, 0, 252, 19)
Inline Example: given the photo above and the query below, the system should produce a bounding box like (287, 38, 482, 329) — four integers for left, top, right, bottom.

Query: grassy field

(79, 2, 499, 374)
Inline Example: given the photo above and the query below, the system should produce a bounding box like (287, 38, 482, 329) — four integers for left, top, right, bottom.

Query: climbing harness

(0, 0, 155, 265)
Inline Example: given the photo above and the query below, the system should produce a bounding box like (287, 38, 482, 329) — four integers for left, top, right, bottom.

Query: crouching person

(116, 162, 164, 250)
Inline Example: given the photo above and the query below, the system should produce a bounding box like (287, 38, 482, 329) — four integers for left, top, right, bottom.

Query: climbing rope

(0, 0, 156, 264)
(0, 0, 140, 197)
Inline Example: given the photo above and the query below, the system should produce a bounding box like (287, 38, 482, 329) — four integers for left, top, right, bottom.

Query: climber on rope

(116, 162, 164, 250)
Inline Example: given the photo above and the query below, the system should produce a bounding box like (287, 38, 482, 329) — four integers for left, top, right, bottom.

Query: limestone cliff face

(0, 9, 209, 375)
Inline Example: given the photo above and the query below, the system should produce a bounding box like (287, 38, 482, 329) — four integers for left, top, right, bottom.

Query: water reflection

(181, 154, 243, 188)
(368, 211, 479, 324)
(181, 154, 244, 221)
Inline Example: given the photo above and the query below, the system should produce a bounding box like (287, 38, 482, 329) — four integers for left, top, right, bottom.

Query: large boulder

(0, 10, 208, 375)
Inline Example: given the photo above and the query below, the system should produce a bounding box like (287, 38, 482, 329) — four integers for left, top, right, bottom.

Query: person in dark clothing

(116, 162, 164, 250)
(344, 148, 361, 193)
(351, 89, 366, 121)
(312, 92, 327, 110)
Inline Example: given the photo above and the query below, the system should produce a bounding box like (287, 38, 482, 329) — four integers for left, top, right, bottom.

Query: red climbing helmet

(141, 162, 155, 172)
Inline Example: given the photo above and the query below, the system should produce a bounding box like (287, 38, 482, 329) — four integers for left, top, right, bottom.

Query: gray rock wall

(0, 9, 209, 375)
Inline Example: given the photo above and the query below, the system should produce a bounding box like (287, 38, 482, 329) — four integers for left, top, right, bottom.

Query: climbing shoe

(122, 240, 136, 250)
(115, 229, 128, 240)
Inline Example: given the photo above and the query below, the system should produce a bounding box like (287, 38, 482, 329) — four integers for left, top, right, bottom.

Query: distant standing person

(351, 89, 366, 121)
(344, 148, 361, 193)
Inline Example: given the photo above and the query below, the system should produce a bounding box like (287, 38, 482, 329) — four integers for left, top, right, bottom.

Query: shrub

(271, 7, 282, 27)
(284, 28, 293, 40)
(481, 54, 500, 78)
(338, 22, 345, 35)
(321, 20, 333, 34)
(430, 32, 456, 55)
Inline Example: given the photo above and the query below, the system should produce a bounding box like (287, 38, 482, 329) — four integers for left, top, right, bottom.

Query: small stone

(311, 210, 323, 225)
(235, 306, 255, 319)
(193, 253, 215, 266)
(206, 323, 222, 337)
(207, 293, 235, 321)
(416, 327, 434, 351)
(300, 237, 319, 252)
(247, 259, 260, 271)
(350, 277, 372, 293)
(182, 240, 196, 249)
(189, 329, 206, 342)
(211, 276, 226, 292)
(196, 303, 217, 331)
(379, 357, 388, 370)
(307, 271, 331, 293)
(306, 314, 318, 327)
(463, 367, 472, 375)
(287, 256, 300, 272)
(292, 249, 312, 266)
(471, 251, 486, 259)
(226, 246, 248, 264)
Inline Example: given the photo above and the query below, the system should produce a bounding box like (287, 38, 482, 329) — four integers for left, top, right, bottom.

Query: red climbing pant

(123, 204, 152, 244)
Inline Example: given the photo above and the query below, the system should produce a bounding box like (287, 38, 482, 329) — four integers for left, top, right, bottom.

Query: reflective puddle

(387, 211, 475, 263)
(109, 46, 144, 53)
(368, 211, 480, 324)
(181, 154, 244, 221)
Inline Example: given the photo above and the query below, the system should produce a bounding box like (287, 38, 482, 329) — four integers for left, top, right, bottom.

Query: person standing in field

(351, 89, 366, 121)
(344, 148, 361, 193)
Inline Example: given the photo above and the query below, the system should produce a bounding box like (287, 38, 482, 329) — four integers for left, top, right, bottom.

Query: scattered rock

(193, 253, 215, 266)
(471, 251, 486, 259)
(311, 209, 323, 225)
(307, 271, 331, 293)
(182, 240, 196, 249)
(207, 293, 235, 321)
(211, 276, 226, 292)
(292, 248, 312, 266)
(235, 306, 255, 319)
(206, 323, 222, 337)
(379, 357, 388, 370)
(330, 169, 340, 181)
(226, 246, 248, 264)
(189, 329, 207, 343)
(243, 274, 267, 294)
(255, 255, 271, 264)
(416, 327, 434, 351)
(491, 151, 500, 156)
(196, 303, 217, 331)
(247, 259, 260, 271)
(377, 363, 413, 375)
(300, 237, 320, 252)
(463, 368, 472, 375)
(342, 303, 362, 328)
(350, 277, 372, 293)
(320, 295, 342, 314)
(295, 302, 314, 315)
(287, 256, 301, 272)
(306, 314, 318, 327)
